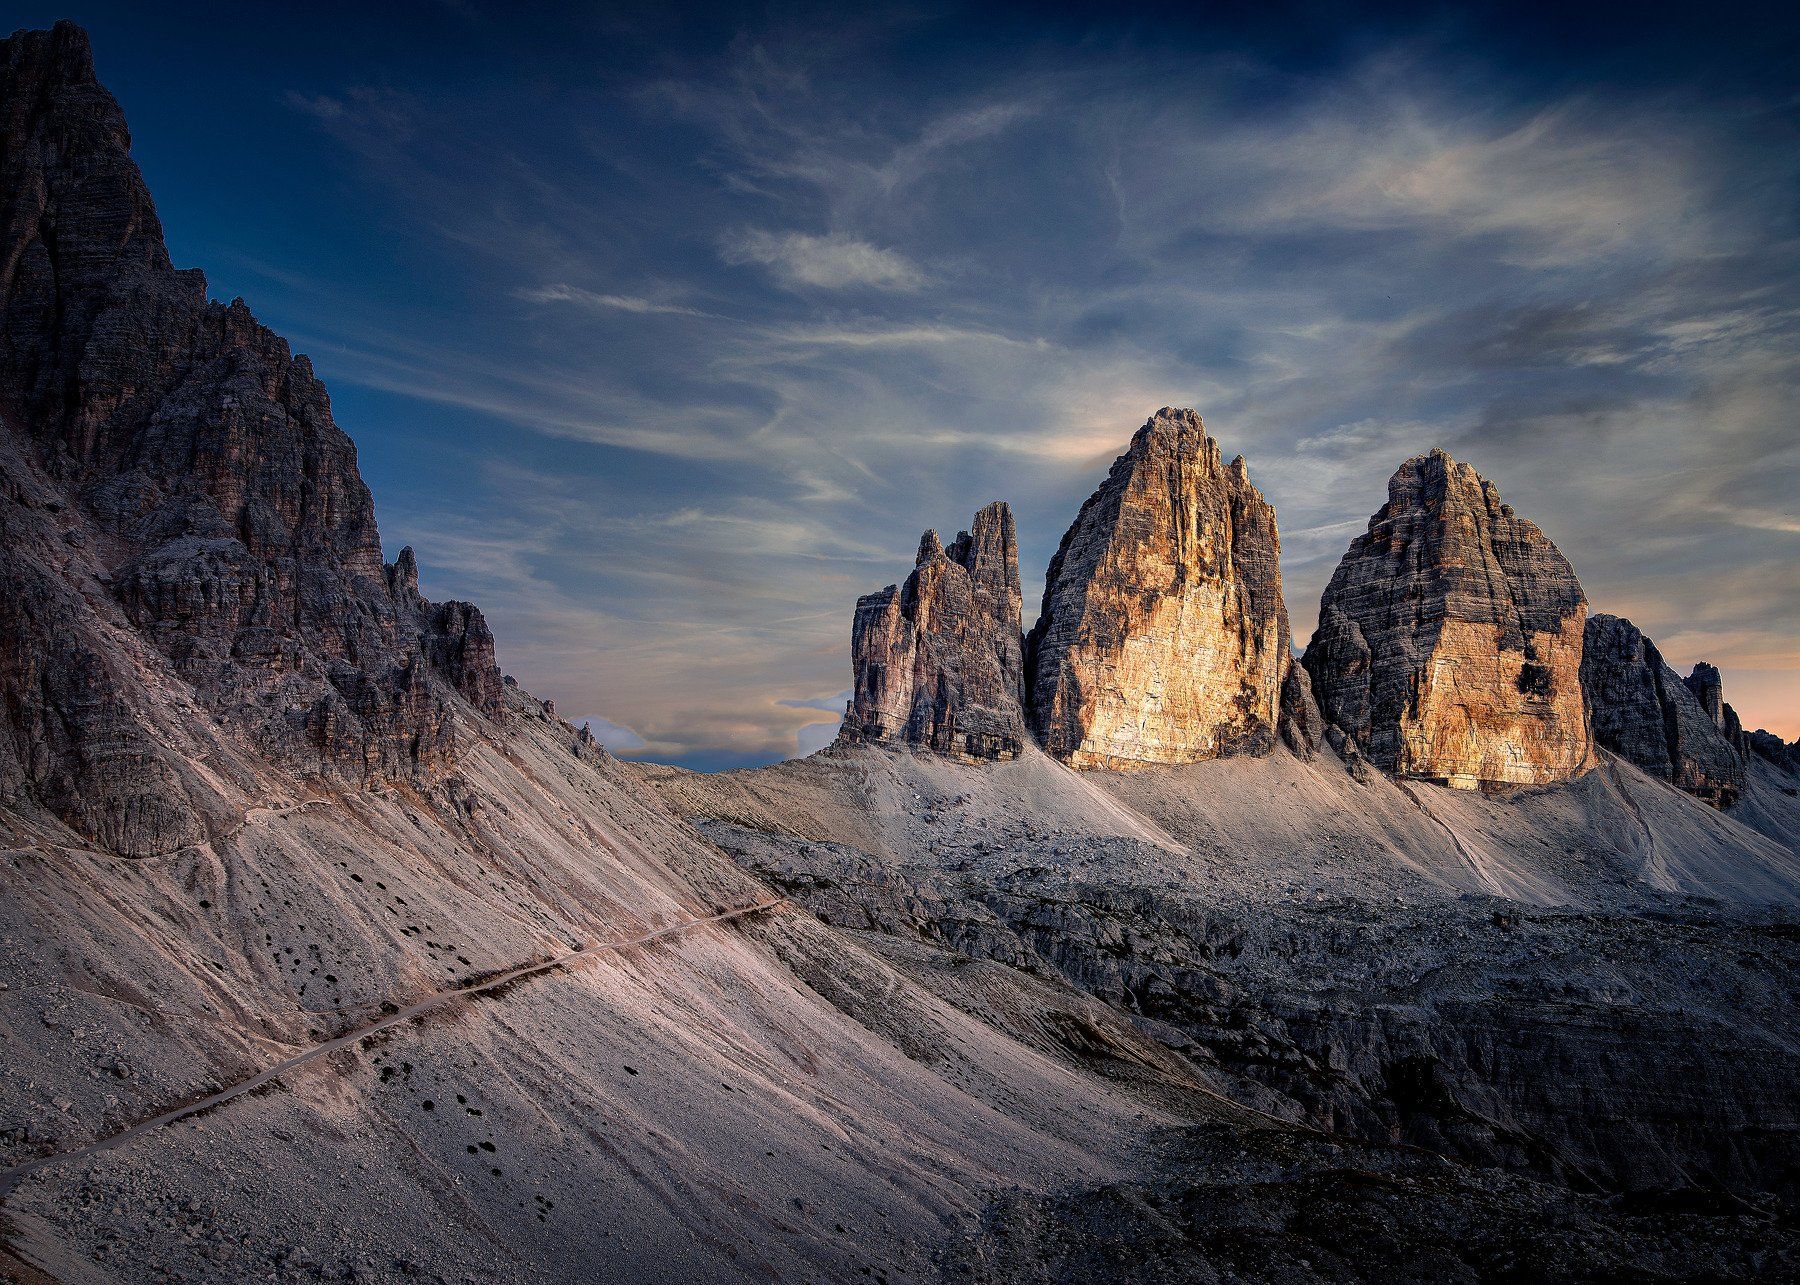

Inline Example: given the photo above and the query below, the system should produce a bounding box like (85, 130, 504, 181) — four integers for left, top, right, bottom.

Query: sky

(23, 0, 1799, 765)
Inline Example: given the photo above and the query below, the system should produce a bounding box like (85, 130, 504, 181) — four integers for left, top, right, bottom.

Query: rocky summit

(1582, 614, 1746, 807)
(842, 501, 1028, 760)
(0, 23, 501, 858)
(1304, 449, 1592, 789)
(1026, 409, 1293, 769)
(4, 21, 1800, 1285)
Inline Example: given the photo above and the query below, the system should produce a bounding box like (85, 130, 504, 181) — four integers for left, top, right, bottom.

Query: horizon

(19, 1, 1798, 766)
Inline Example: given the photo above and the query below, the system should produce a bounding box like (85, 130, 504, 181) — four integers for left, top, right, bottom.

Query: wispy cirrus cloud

(250, 8, 1800, 759)
(719, 228, 924, 289)
(516, 284, 713, 317)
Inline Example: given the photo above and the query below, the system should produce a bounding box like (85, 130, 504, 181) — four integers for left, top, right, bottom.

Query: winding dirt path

(0, 898, 785, 1201)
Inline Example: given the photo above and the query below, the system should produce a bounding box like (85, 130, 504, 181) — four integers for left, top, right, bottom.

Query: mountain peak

(1027, 410, 1291, 768)
(843, 501, 1026, 761)
(4, 20, 97, 83)
(1305, 453, 1591, 788)
(0, 23, 504, 855)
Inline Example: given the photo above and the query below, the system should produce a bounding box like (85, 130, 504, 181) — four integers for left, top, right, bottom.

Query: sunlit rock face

(1304, 449, 1592, 789)
(1581, 614, 1745, 807)
(842, 502, 1028, 761)
(1026, 409, 1291, 769)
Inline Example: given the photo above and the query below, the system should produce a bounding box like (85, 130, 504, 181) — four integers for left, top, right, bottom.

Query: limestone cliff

(0, 22, 502, 856)
(1026, 409, 1292, 769)
(1304, 449, 1591, 788)
(842, 502, 1028, 761)
(1581, 614, 1744, 806)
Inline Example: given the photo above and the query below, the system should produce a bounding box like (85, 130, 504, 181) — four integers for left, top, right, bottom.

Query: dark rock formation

(0, 22, 502, 854)
(1683, 664, 1727, 728)
(841, 502, 1028, 761)
(1278, 661, 1322, 759)
(1580, 615, 1745, 806)
(1746, 730, 1800, 777)
(1683, 662, 1751, 759)
(1304, 449, 1591, 788)
(388, 546, 505, 720)
(1027, 409, 1292, 769)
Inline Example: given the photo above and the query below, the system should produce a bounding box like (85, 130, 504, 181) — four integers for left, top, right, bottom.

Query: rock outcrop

(841, 502, 1028, 761)
(1304, 449, 1591, 789)
(1278, 662, 1323, 759)
(1746, 730, 1800, 777)
(0, 22, 502, 854)
(1682, 662, 1751, 758)
(1026, 409, 1292, 769)
(1580, 614, 1745, 806)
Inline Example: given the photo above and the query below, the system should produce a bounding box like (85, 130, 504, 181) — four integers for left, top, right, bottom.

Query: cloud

(720, 229, 924, 289)
(516, 284, 712, 317)
(269, 16, 1800, 755)
(285, 91, 348, 123)
(794, 721, 841, 756)
(762, 322, 1032, 349)
(779, 690, 852, 714)
(1296, 104, 1705, 263)
(283, 86, 420, 146)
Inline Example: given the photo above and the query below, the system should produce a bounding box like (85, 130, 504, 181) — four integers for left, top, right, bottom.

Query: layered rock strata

(1304, 449, 1591, 788)
(1580, 614, 1745, 806)
(0, 22, 502, 855)
(842, 502, 1028, 761)
(1026, 409, 1292, 769)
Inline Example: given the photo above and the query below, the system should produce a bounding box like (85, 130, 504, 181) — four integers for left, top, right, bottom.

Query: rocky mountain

(1581, 614, 1746, 806)
(0, 21, 501, 861)
(1026, 409, 1293, 769)
(651, 726, 1800, 1206)
(1304, 449, 1592, 789)
(840, 502, 1028, 761)
(4, 21, 1800, 1285)
(0, 27, 1239, 1282)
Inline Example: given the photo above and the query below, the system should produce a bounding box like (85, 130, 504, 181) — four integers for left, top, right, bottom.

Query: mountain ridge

(3, 21, 1798, 1283)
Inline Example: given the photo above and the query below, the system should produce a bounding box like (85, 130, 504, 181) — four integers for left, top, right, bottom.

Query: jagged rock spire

(842, 501, 1027, 761)
(1581, 614, 1744, 806)
(1304, 449, 1592, 788)
(1025, 409, 1294, 768)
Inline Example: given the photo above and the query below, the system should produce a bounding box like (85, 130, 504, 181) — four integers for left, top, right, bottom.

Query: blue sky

(25, 1, 1799, 765)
